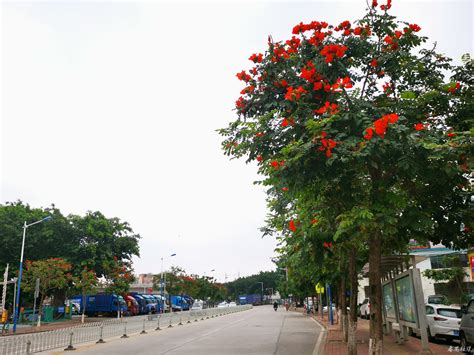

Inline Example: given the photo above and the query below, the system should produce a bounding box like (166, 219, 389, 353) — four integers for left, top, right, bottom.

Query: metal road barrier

(0, 305, 252, 354)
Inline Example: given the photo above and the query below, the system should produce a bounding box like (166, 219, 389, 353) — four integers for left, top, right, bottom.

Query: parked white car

(191, 300, 204, 310)
(217, 302, 228, 308)
(228, 302, 237, 307)
(460, 299, 474, 350)
(423, 304, 462, 341)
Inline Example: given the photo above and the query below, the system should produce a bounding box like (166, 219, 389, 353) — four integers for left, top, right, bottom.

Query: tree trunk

(368, 233, 383, 355)
(348, 246, 358, 355)
(37, 294, 45, 328)
(81, 290, 86, 324)
(340, 269, 348, 342)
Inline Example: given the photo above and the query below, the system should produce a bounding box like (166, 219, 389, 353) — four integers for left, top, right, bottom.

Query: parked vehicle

(72, 294, 127, 317)
(427, 295, 448, 305)
(156, 295, 169, 312)
(423, 304, 462, 341)
(170, 295, 188, 311)
(125, 295, 140, 316)
(359, 298, 370, 319)
(128, 293, 148, 314)
(238, 294, 262, 306)
(192, 300, 204, 310)
(141, 294, 157, 313)
(148, 295, 162, 313)
(460, 299, 474, 350)
(182, 295, 194, 310)
(229, 302, 237, 307)
(217, 302, 228, 308)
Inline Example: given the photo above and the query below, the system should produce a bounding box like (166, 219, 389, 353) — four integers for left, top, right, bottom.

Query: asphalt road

(45, 306, 324, 355)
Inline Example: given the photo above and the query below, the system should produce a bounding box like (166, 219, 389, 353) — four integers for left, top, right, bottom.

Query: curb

(311, 316, 328, 355)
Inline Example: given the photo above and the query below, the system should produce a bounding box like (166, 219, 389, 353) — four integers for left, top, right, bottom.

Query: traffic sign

(315, 283, 325, 294)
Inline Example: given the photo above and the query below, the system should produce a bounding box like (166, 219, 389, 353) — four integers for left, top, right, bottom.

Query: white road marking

(311, 317, 327, 355)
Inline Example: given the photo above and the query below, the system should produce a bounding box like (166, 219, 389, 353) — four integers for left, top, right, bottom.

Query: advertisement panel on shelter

(382, 282, 396, 320)
(395, 274, 417, 324)
(469, 253, 474, 281)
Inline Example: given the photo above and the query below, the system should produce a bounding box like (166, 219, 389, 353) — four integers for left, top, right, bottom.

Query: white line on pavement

(311, 317, 327, 355)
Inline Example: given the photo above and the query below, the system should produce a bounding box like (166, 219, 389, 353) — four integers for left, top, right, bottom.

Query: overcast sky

(1, 0, 472, 282)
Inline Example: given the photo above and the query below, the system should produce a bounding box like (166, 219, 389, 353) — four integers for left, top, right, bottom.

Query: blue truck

(170, 295, 190, 311)
(239, 294, 262, 306)
(72, 294, 128, 317)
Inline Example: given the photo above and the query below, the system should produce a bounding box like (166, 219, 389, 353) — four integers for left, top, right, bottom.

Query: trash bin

(43, 306, 53, 322)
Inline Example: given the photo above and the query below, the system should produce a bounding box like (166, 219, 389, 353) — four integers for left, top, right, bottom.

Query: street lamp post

(13, 216, 52, 333)
(160, 253, 176, 313)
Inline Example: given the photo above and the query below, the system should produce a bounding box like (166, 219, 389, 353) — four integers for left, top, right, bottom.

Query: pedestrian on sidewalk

(1, 305, 10, 335)
(285, 302, 289, 311)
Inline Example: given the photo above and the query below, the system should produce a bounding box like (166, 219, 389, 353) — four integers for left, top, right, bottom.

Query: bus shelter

(364, 255, 432, 354)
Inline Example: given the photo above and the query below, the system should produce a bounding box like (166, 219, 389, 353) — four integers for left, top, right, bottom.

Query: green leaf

(400, 91, 416, 99)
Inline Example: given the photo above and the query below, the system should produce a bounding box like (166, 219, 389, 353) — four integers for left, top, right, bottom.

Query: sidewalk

(315, 314, 453, 355)
(1, 317, 103, 336)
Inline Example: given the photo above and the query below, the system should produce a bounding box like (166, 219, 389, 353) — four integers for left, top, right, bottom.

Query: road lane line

(272, 314, 287, 355)
(311, 317, 327, 355)
(162, 310, 256, 354)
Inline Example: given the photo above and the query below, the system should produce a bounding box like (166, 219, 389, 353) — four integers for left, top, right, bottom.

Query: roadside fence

(0, 305, 252, 354)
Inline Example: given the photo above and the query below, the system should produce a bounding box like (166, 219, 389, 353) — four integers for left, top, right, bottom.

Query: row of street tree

(219, 1, 472, 354)
(0, 201, 281, 323)
(0, 201, 140, 321)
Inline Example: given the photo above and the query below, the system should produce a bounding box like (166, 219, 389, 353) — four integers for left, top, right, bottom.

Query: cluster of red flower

(448, 82, 461, 93)
(281, 117, 295, 127)
(320, 44, 348, 63)
(383, 82, 394, 93)
(236, 70, 252, 82)
(285, 36, 301, 55)
(318, 132, 337, 158)
(272, 44, 291, 62)
(364, 113, 399, 140)
(289, 220, 297, 232)
(300, 61, 320, 82)
(271, 160, 286, 170)
(235, 96, 246, 110)
(323, 242, 333, 248)
(335, 20, 352, 36)
(333, 76, 353, 91)
(372, 0, 391, 10)
(292, 21, 329, 35)
(414, 123, 426, 131)
(314, 101, 339, 115)
(353, 25, 371, 36)
(405, 24, 421, 32)
(240, 85, 255, 95)
(285, 86, 308, 101)
(249, 53, 263, 63)
(383, 30, 403, 50)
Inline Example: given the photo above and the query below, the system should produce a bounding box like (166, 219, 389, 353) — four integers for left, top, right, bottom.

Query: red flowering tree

(23, 258, 72, 326)
(220, 1, 471, 353)
(103, 257, 135, 299)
